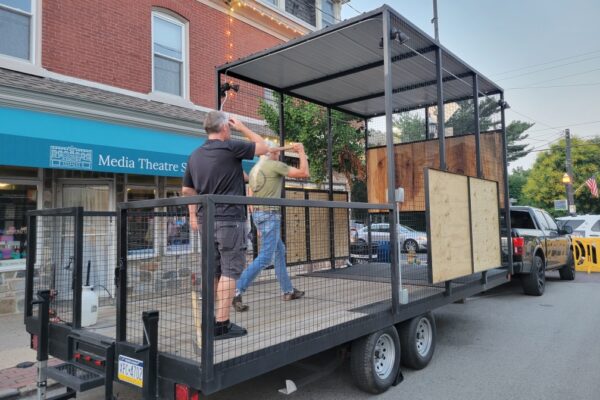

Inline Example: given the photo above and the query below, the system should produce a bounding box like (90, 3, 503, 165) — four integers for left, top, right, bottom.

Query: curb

(17, 380, 61, 399)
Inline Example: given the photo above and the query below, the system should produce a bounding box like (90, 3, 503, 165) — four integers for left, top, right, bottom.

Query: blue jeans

(236, 211, 294, 295)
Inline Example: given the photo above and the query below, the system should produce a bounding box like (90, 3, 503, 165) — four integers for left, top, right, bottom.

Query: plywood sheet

(367, 132, 505, 211)
(469, 178, 501, 272)
(285, 190, 307, 263)
(426, 169, 472, 283)
(308, 191, 331, 260)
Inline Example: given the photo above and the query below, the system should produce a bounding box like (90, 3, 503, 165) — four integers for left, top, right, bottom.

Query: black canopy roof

(217, 4, 502, 119)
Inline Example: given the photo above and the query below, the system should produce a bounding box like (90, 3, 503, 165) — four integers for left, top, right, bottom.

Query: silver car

(356, 223, 428, 252)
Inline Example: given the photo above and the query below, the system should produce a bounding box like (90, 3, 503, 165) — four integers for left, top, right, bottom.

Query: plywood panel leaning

(469, 177, 501, 272)
(426, 169, 472, 283)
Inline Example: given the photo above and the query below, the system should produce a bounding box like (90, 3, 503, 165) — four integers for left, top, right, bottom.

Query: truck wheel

(350, 327, 401, 394)
(559, 251, 576, 281)
(399, 312, 436, 370)
(522, 255, 545, 296)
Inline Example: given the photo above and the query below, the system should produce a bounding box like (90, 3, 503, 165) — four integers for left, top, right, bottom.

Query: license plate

(118, 355, 144, 388)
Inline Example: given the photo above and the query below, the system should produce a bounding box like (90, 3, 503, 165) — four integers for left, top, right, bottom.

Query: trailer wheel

(559, 251, 576, 281)
(399, 312, 436, 370)
(522, 254, 545, 296)
(350, 327, 401, 394)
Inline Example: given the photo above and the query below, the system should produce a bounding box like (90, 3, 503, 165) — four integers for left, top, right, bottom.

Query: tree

(393, 113, 425, 142)
(445, 97, 500, 135)
(506, 121, 533, 163)
(258, 95, 365, 185)
(522, 137, 600, 215)
(508, 167, 531, 205)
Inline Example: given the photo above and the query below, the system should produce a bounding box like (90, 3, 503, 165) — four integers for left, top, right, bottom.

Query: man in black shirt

(182, 110, 269, 339)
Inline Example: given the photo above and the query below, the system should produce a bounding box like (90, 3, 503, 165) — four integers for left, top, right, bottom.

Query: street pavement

(13, 271, 600, 400)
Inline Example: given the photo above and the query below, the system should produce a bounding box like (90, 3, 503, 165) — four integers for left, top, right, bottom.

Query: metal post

(365, 119, 373, 259)
(216, 72, 221, 109)
(34, 290, 50, 400)
(432, 0, 439, 42)
(383, 9, 400, 312)
(278, 91, 287, 244)
(435, 47, 446, 170)
(499, 92, 513, 274)
(327, 108, 336, 269)
(424, 106, 430, 139)
(25, 213, 37, 319)
(565, 129, 576, 215)
(116, 207, 128, 342)
(201, 197, 215, 384)
(473, 74, 482, 178)
(141, 311, 159, 400)
(73, 207, 84, 329)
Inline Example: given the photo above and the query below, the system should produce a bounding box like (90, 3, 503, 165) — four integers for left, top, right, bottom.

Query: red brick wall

(42, 0, 283, 109)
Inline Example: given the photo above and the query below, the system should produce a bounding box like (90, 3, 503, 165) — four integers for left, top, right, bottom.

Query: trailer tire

(522, 254, 545, 296)
(398, 312, 436, 370)
(350, 327, 401, 394)
(559, 251, 576, 281)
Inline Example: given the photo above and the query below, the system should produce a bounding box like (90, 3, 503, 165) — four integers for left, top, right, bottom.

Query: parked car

(356, 223, 427, 252)
(349, 220, 365, 243)
(557, 215, 600, 237)
(504, 206, 574, 296)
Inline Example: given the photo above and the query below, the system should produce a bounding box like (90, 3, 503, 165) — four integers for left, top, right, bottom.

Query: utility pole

(565, 128, 576, 216)
(432, 0, 439, 41)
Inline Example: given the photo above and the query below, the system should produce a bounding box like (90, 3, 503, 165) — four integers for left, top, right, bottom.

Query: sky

(341, 0, 600, 172)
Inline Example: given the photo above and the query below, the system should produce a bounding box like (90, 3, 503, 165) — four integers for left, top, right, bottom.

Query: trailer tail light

(513, 237, 524, 256)
(175, 384, 200, 400)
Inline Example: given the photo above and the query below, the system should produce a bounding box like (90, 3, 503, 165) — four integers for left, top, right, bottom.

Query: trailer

(24, 5, 515, 399)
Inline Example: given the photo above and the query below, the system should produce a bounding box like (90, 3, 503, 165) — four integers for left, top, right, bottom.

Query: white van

(556, 215, 600, 237)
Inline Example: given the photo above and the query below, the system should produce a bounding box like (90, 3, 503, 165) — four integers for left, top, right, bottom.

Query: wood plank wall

(367, 132, 505, 211)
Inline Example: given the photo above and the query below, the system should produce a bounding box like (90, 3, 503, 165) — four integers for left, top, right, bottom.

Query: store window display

(0, 182, 37, 267)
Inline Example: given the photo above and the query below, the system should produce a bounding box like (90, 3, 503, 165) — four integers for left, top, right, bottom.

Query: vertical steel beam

(216, 72, 221, 109)
(424, 106, 430, 139)
(117, 207, 128, 341)
(435, 47, 446, 170)
(25, 213, 37, 319)
(383, 9, 400, 313)
(473, 74, 482, 178)
(327, 108, 336, 268)
(499, 92, 514, 274)
(365, 119, 373, 255)
(73, 207, 84, 329)
(201, 197, 216, 384)
(278, 91, 287, 244)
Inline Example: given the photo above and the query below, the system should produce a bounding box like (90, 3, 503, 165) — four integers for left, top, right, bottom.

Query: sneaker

(232, 295, 249, 312)
(214, 321, 247, 340)
(283, 288, 305, 301)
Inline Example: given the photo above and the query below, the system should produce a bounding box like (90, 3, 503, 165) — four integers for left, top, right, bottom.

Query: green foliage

(258, 94, 365, 184)
(445, 97, 500, 135)
(506, 121, 533, 163)
(508, 167, 531, 205)
(522, 137, 600, 214)
(392, 113, 426, 142)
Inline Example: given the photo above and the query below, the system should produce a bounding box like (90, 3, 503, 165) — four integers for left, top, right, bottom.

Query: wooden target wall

(367, 131, 505, 211)
(425, 169, 501, 284)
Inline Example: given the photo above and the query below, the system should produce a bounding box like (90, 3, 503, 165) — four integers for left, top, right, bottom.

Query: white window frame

(150, 10, 188, 99)
(319, 0, 336, 28)
(257, 0, 319, 30)
(0, 0, 42, 73)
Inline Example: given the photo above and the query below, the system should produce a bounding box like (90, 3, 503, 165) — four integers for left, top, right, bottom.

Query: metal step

(46, 362, 105, 392)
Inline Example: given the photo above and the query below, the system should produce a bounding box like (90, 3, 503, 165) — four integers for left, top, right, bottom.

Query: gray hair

(204, 111, 228, 134)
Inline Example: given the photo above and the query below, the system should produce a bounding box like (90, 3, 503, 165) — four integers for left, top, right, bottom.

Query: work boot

(214, 320, 247, 340)
(283, 288, 305, 301)
(232, 294, 249, 312)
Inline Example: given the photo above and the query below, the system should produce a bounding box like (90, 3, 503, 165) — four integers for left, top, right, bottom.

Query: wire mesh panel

(31, 213, 75, 325)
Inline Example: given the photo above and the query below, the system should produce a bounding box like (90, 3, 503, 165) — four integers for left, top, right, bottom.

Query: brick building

(0, 0, 344, 314)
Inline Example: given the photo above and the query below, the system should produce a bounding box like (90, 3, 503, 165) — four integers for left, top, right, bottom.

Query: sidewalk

(0, 314, 59, 399)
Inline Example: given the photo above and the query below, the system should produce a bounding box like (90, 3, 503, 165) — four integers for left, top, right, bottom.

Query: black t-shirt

(183, 139, 255, 220)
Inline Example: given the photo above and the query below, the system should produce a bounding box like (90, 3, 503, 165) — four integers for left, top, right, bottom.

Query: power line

(490, 49, 600, 77)
(526, 66, 600, 86)
(495, 54, 600, 81)
(507, 81, 600, 90)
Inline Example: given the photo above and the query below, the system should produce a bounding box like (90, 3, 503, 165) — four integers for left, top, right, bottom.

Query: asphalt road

(37, 271, 600, 400)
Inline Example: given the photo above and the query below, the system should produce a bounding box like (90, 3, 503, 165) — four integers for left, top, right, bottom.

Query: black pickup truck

(508, 206, 575, 296)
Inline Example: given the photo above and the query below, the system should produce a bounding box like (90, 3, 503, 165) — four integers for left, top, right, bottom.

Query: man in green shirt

(233, 142, 310, 311)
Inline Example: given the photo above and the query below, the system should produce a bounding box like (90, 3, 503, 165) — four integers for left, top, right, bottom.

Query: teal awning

(0, 107, 254, 176)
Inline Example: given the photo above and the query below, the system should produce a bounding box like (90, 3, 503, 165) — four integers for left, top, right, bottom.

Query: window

(534, 210, 549, 230)
(0, 182, 37, 268)
(285, 0, 316, 26)
(320, 0, 336, 27)
(152, 11, 185, 96)
(127, 187, 157, 257)
(165, 189, 191, 254)
(0, 0, 34, 61)
(542, 211, 558, 231)
(510, 210, 536, 229)
(591, 220, 600, 233)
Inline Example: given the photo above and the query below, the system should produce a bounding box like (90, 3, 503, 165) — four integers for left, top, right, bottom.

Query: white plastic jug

(81, 285, 98, 327)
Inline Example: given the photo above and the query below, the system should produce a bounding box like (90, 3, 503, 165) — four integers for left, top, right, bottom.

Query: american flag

(586, 176, 599, 198)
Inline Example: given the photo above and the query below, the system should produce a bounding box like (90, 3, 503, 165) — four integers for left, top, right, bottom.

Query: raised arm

(229, 116, 270, 156)
(287, 143, 310, 179)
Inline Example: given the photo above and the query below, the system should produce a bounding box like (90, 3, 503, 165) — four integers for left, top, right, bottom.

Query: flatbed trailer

(24, 5, 514, 399)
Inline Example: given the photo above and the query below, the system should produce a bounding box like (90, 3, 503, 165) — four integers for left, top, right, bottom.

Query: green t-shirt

(249, 159, 290, 210)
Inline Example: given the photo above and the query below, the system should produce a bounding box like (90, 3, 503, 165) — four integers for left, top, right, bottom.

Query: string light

(224, 0, 305, 36)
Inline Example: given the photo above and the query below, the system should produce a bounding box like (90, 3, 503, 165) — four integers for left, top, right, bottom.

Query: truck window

(510, 210, 536, 229)
(542, 211, 558, 231)
(534, 210, 550, 230)
(592, 220, 600, 232)
(560, 219, 584, 230)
